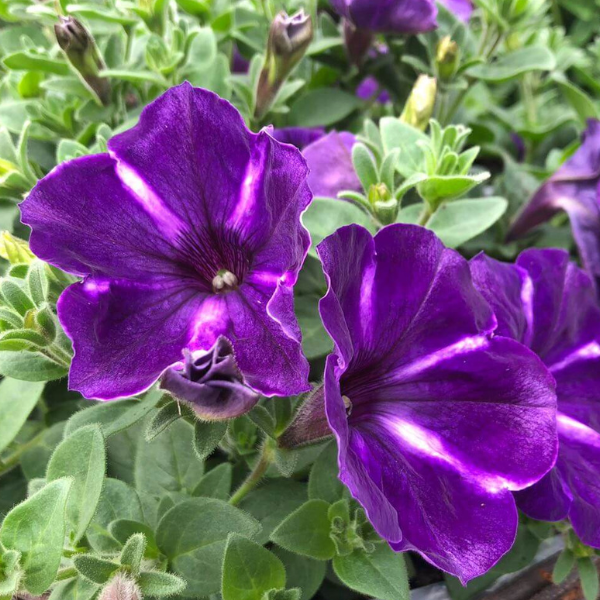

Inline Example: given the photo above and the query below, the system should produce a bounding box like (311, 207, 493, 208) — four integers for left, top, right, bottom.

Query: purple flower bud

(98, 575, 141, 600)
(255, 11, 314, 119)
(161, 337, 260, 421)
(343, 20, 374, 66)
(54, 16, 110, 105)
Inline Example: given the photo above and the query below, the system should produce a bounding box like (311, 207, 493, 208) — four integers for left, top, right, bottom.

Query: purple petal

(59, 278, 205, 400)
(439, 0, 473, 21)
(303, 132, 361, 199)
(270, 127, 326, 150)
(330, 0, 438, 34)
(471, 247, 600, 544)
(318, 224, 557, 581)
(20, 154, 181, 279)
(356, 77, 390, 103)
(509, 120, 600, 291)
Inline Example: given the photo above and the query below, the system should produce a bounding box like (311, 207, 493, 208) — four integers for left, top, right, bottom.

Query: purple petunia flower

(20, 83, 312, 401)
(302, 132, 361, 199)
(356, 76, 390, 104)
(330, 0, 438, 34)
(440, 0, 473, 21)
(317, 224, 557, 582)
(471, 249, 600, 548)
(271, 126, 326, 150)
(509, 119, 600, 292)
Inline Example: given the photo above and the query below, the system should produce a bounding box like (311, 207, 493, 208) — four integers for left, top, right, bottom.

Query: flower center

(342, 395, 353, 416)
(212, 269, 239, 294)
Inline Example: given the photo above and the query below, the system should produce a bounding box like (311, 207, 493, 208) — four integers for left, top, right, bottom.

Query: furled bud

(278, 385, 332, 449)
(435, 36, 460, 81)
(0, 231, 35, 265)
(54, 17, 110, 105)
(160, 336, 260, 421)
(343, 20, 374, 66)
(99, 574, 141, 600)
(400, 75, 437, 132)
(255, 10, 313, 119)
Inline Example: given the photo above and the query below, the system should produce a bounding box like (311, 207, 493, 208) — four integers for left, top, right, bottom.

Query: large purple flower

(20, 83, 312, 400)
(302, 132, 361, 199)
(509, 120, 600, 292)
(330, 0, 438, 34)
(471, 249, 600, 547)
(317, 224, 557, 582)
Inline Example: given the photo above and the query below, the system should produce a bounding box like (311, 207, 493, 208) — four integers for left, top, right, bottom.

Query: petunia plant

(2, 1, 600, 600)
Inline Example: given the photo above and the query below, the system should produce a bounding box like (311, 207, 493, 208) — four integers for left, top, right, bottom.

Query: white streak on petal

(359, 260, 376, 341)
(384, 417, 519, 494)
(188, 296, 228, 352)
(521, 273, 535, 347)
(82, 279, 110, 297)
(389, 335, 489, 381)
(112, 158, 185, 240)
(550, 341, 600, 373)
(230, 140, 268, 229)
(557, 413, 600, 448)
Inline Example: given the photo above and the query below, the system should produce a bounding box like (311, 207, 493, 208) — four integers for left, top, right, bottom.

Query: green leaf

(145, 400, 181, 441)
(554, 75, 599, 123)
(99, 69, 168, 87)
(3, 51, 69, 75)
(553, 549, 575, 584)
(73, 555, 119, 584)
(135, 417, 204, 497)
(48, 576, 100, 600)
(352, 143, 378, 193)
(138, 570, 187, 597)
(578, 557, 599, 600)
(467, 46, 556, 82)
(302, 197, 375, 258)
(380, 118, 428, 178)
(418, 173, 490, 207)
(87, 479, 143, 553)
(156, 497, 260, 597)
(193, 419, 227, 462)
(271, 499, 335, 561)
(46, 424, 106, 543)
(193, 463, 232, 499)
(0, 478, 72, 595)
(333, 544, 409, 600)
(289, 90, 360, 128)
(295, 295, 332, 360)
(109, 520, 159, 559)
(272, 547, 326, 600)
(308, 441, 345, 505)
(222, 534, 286, 600)
(0, 378, 44, 454)
(0, 350, 67, 381)
(65, 390, 162, 438)
(426, 197, 508, 247)
(239, 479, 308, 545)
(263, 590, 301, 600)
(120, 533, 146, 574)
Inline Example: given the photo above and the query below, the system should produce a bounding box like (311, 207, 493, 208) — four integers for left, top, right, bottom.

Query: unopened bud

(54, 17, 110, 105)
(400, 75, 437, 132)
(99, 574, 141, 600)
(255, 11, 313, 119)
(436, 36, 459, 81)
(343, 20, 374, 66)
(0, 232, 35, 265)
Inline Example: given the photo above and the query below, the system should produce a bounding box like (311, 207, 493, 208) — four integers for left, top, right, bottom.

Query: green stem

(0, 429, 47, 476)
(418, 207, 431, 227)
(229, 442, 273, 506)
